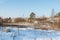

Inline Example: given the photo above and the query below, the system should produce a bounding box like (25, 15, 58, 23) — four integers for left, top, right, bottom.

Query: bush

(0, 22, 3, 26)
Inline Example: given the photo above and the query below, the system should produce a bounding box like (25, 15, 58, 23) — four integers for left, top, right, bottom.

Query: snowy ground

(0, 27, 60, 40)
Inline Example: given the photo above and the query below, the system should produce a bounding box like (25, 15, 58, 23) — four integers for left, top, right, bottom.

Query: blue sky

(0, 0, 60, 18)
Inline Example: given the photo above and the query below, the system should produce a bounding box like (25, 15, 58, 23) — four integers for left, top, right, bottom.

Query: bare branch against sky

(0, 0, 60, 18)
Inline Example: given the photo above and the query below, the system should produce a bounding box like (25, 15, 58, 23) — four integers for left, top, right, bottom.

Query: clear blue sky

(0, 0, 60, 18)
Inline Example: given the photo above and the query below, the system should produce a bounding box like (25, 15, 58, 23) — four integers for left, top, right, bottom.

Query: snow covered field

(0, 27, 60, 40)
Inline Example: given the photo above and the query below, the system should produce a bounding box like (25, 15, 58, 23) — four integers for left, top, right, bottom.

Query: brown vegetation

(3, 17, 12, 23)
(14, 18, 26, 23)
